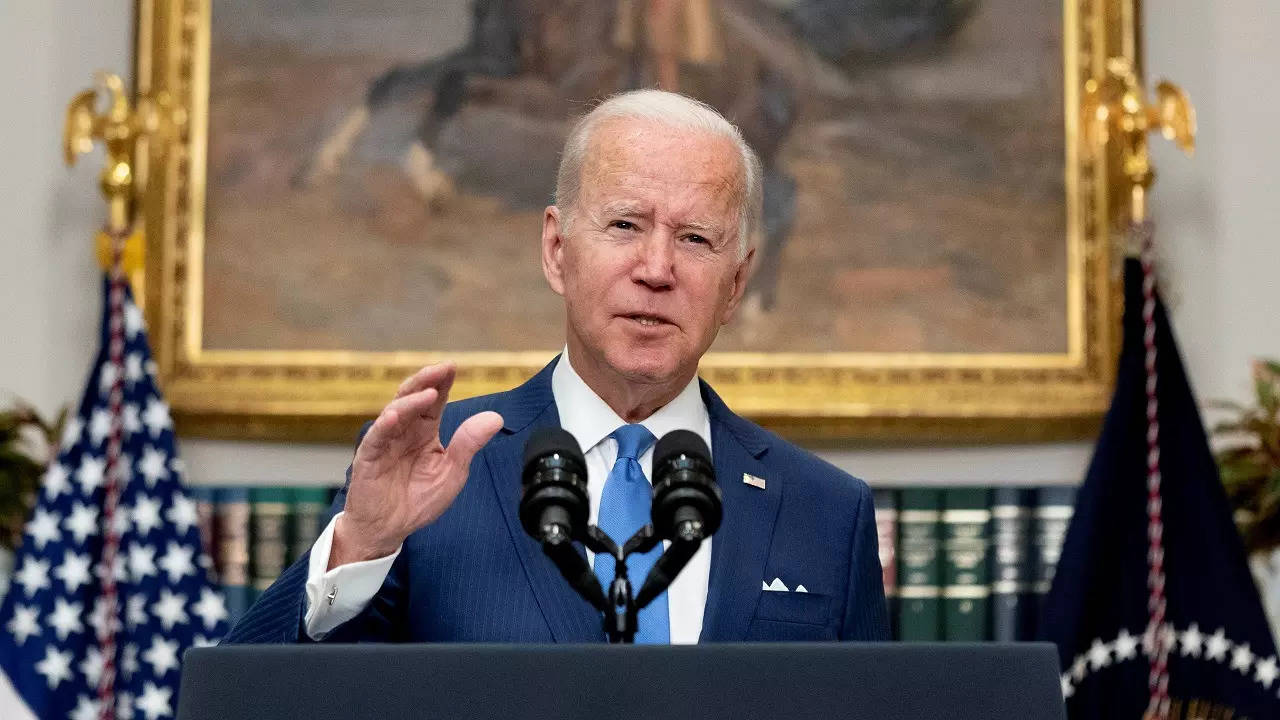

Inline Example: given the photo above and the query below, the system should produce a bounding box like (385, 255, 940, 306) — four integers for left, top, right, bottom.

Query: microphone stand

(536, 522, 706, 643)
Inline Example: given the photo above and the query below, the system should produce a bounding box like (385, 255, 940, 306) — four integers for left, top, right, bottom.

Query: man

(226, 90, 888, 645)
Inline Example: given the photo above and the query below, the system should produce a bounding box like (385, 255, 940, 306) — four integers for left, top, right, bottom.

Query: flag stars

(14, 556, 51, 597)
(192, 587, 229, 631)
(88, 407, 113, 447)
(1113, 629, 1140, 661)
(166, 494, 198, 535)
(53, 550, 93, 593)
(1086, 638, 1113, 670)
(90, 596, 121, 637)
(35, 646, 74, 688)
(1256, 656, 1279, 688)
(152, 589, 190, 631)
(80, 646, 107, 686)
(128, 543, 158, 580)
(137, 446, 169, 487)
(1205, 628, 1231, 662)
(126, 352, 145, 385)
(122, 642, 140, 679)
(98, 364, 120, 398)
(43, 462, 71, 499)
(1231, 643, 1256, 674)
(25, 507, 62, 550)
(76, 456, 106, 496)
(123, 403, 142, 437)
(142, 397, 173, 438)
(117, 691, 136, 720)
(124, 300, 144, 339)
(142, 635, 180, 676)
(5, 604, 41, 645)
(64, 502, 99, 544)
(48, 597, 85, 640)
(133, 494, 164, 535)
(1179, 623, 1204, 658)
(135, 681, 174, 720)
(1070, 655, 1087, 682)
(61, 416, 84, 448)
(127, 593, 150, 630)
(158, 542, 196, 583)
(69, 695, 102, 720)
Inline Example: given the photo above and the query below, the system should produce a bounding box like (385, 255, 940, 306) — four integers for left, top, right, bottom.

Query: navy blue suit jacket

(225, 358, 888, 643)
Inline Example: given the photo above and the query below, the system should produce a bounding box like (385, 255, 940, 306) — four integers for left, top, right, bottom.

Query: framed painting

(133, 0, 1139, 441)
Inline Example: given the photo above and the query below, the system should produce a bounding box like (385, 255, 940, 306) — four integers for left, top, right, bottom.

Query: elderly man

(226, 90, 887, 645)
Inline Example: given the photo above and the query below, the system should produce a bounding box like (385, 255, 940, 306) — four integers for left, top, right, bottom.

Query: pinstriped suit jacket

(224, 358, 889, 644)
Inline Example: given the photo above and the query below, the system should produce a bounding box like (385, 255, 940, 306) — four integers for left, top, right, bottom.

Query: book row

(874, 486, 1077, 642)
(190, 487, 340, 625)
(194, 484, 1077, 639)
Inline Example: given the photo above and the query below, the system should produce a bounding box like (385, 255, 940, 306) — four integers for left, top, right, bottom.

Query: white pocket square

(763, 578, 808, 592)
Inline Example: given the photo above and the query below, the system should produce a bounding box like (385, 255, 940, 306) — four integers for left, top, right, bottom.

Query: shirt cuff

(303, 511, 402, 640)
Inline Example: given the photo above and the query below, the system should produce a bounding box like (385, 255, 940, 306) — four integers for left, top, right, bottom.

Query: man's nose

(631, 230, 675, 289)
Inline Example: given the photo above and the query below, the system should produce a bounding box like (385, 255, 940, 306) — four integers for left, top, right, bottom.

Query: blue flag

(1042, 257, 1280, 718)
(0, 278, 228, 720)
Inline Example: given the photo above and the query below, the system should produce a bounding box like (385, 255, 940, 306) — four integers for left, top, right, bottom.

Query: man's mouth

(624, 313, 670, 328)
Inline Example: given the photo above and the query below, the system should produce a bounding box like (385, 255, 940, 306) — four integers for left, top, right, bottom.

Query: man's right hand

(329, 362, 504, 569)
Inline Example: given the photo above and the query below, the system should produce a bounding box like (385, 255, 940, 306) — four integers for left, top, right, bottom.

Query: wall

(2, 0, 1277, 488)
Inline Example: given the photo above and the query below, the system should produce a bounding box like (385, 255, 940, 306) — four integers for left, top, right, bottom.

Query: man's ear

(541, 206, 567, 296)
(720, 246, 756, 326)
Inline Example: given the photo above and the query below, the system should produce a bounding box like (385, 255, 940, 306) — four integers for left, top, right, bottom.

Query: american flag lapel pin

(742, 473, 766, 490)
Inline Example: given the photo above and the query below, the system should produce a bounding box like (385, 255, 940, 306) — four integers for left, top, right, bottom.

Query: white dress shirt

(303, 352, 713, 643)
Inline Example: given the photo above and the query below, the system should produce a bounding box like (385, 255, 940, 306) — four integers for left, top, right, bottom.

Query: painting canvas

(203, 0, 1066, 356)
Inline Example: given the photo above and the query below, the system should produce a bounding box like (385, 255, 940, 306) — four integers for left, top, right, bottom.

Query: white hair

(554, 89, 763, 258)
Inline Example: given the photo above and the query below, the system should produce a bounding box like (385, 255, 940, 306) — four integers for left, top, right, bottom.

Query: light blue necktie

(593, 424, 670, 643)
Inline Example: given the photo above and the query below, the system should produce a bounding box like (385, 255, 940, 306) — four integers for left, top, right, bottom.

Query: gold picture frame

(132, 0, 1140, 443)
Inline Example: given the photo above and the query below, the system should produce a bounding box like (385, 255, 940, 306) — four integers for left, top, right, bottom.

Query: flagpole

(64, 71, 174, 720)
(1082, 58, 1194, 720)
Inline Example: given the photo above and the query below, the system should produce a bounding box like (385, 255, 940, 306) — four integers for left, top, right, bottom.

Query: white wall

(2, 0, 1276, 488)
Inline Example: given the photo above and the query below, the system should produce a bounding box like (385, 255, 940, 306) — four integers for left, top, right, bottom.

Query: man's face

(541, 117, 754, 388)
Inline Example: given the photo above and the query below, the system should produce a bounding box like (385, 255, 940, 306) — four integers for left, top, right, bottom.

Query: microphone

(634, 430, 722, 608)
(519, 427, 589, 544)
(650, 430, 722, 542)
(519, 428, 607, 612)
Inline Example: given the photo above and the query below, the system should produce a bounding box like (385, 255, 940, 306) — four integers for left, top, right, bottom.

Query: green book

(942, 488, 991, 641)
(289, 487, 333, 564)
(249, 487, 291, 600)
(896, 488, 943, 641)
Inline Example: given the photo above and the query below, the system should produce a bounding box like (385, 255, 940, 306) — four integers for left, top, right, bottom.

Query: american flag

(0, 272, 227, 720)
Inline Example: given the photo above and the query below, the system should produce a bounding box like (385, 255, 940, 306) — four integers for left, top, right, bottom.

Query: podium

(177, 642, 1064, 719)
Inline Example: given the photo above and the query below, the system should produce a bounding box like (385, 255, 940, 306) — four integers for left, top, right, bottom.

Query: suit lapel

(484, 358, 604, 643)
(698, 382, 782, 642)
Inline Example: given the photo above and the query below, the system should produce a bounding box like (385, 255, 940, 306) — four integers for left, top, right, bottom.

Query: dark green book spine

(1033, 486, 1077, 616)
(289, 487, 332, 564)
(250, 487, 291, 600)
(942, 488, 991, 641)
(896, 489, 942, 641)
(216, 487, 251, 625)
(990, 487, 1036, 641)
(872, 489, 898, 629)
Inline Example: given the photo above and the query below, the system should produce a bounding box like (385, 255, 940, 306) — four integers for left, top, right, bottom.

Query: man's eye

(686, 234, 709, 245)
(611, 220, 636, 231)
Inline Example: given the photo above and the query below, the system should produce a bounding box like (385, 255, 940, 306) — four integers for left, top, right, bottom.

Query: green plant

(1215, 359, 1280, 554)
(0, 401, 65, 551)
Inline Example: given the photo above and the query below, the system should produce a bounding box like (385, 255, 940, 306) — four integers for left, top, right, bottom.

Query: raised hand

(329, 362, 504, 569)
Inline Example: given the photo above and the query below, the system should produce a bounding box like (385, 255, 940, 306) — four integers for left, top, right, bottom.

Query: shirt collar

(552, 348, 709, 455)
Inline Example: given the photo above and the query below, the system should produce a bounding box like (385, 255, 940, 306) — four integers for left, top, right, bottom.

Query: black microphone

(519, 427, 589, 544)
(519, 428, 607, 612)
(634, 430, 722, 608)
(650, 430, 722, 542)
